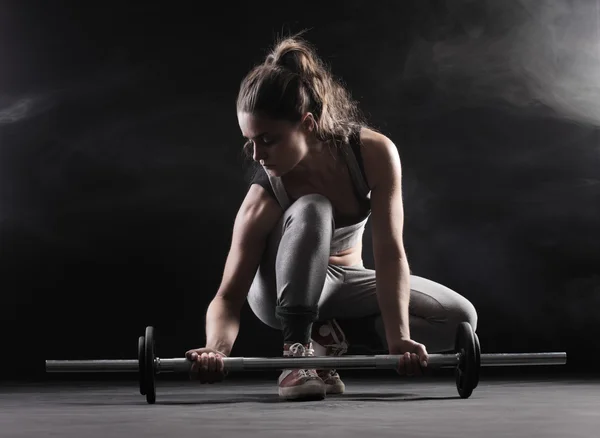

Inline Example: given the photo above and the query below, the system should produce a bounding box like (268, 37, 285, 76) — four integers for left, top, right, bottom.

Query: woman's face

(238, 111, 313, 177)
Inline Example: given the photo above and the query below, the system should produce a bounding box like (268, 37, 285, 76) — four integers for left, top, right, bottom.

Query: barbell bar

(45, 323, 567, 404)
(45, 352, 567, 373)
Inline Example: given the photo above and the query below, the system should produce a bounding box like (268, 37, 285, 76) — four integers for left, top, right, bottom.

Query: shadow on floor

(157, 392, 460, 405)
(54, 392, 460, 406)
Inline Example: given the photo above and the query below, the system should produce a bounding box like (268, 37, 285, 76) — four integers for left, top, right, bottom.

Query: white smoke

(0, 95, 56, 124)
(0, 98, 34, 123)
(405, 0, 600, 126)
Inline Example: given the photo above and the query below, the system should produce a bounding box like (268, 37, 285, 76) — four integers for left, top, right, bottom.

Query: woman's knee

(452, 296, 478, 332)
(409, 275, 478, 331)
(435, 286, 478, 332)
(285, 194, 334, 225)
(247, 291, 281, 330)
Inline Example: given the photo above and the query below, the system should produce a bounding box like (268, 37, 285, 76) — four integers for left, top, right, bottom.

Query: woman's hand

(185, 347, 228, 383)
(388, 339, 429, 376)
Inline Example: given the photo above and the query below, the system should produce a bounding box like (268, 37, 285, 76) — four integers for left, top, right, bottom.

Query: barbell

(46, 323, 567, 404)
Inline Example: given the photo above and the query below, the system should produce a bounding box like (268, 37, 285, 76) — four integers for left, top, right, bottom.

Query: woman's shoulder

(356, 126, 392, 147)
(354, 127, 401, 189)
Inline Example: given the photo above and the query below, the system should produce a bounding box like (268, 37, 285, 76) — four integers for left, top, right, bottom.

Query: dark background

(1, 0, 598, 381)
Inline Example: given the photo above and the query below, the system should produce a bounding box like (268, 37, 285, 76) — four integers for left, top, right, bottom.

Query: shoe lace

(288, 342, 315, 357)
(287, 343, 318, 378)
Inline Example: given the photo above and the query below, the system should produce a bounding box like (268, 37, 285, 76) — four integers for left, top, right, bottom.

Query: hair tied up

(237, 32, 375, 159)
(265, 39, 316, 80)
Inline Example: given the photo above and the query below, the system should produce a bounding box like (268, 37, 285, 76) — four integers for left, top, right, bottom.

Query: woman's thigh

(318, 266, 478, 330)
(248, 262, 478, 335)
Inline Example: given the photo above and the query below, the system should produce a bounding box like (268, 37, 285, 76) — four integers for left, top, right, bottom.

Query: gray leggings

(247, 194, 478, 353)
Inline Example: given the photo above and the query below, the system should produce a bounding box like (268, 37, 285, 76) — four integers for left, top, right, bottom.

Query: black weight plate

(473, 332, 481, 388)
(144, 326, 156, 404)
(138, 335, 146, 395)
(454, 322, 476, 399)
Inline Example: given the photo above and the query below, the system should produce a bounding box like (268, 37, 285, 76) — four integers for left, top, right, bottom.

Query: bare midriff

(281, 144, 369, 268)
(329, 241, 363, 267)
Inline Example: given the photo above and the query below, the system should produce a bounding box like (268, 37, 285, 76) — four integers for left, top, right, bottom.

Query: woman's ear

(301, 112, 316, 133)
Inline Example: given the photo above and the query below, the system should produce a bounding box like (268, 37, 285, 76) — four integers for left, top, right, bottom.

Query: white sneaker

(278, 342, 326, 401)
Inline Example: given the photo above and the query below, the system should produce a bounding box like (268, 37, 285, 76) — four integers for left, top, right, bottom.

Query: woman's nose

(253, 146, 266, 163)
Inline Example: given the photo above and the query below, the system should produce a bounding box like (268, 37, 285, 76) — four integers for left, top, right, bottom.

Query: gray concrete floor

(1, 374, 599, 437)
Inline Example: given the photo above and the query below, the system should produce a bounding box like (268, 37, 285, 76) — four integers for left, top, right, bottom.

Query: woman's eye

(262, 137, 274, 145)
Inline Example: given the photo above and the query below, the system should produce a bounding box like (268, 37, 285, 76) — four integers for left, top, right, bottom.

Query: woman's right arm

(203, 184, 283, 356)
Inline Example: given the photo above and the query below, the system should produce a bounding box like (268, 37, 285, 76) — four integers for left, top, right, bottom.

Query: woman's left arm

(363, 135, 428, 377)
(366, 136, 413, 351)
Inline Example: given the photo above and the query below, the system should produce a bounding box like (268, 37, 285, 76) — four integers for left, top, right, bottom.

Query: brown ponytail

(237, 32, 374, 158)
